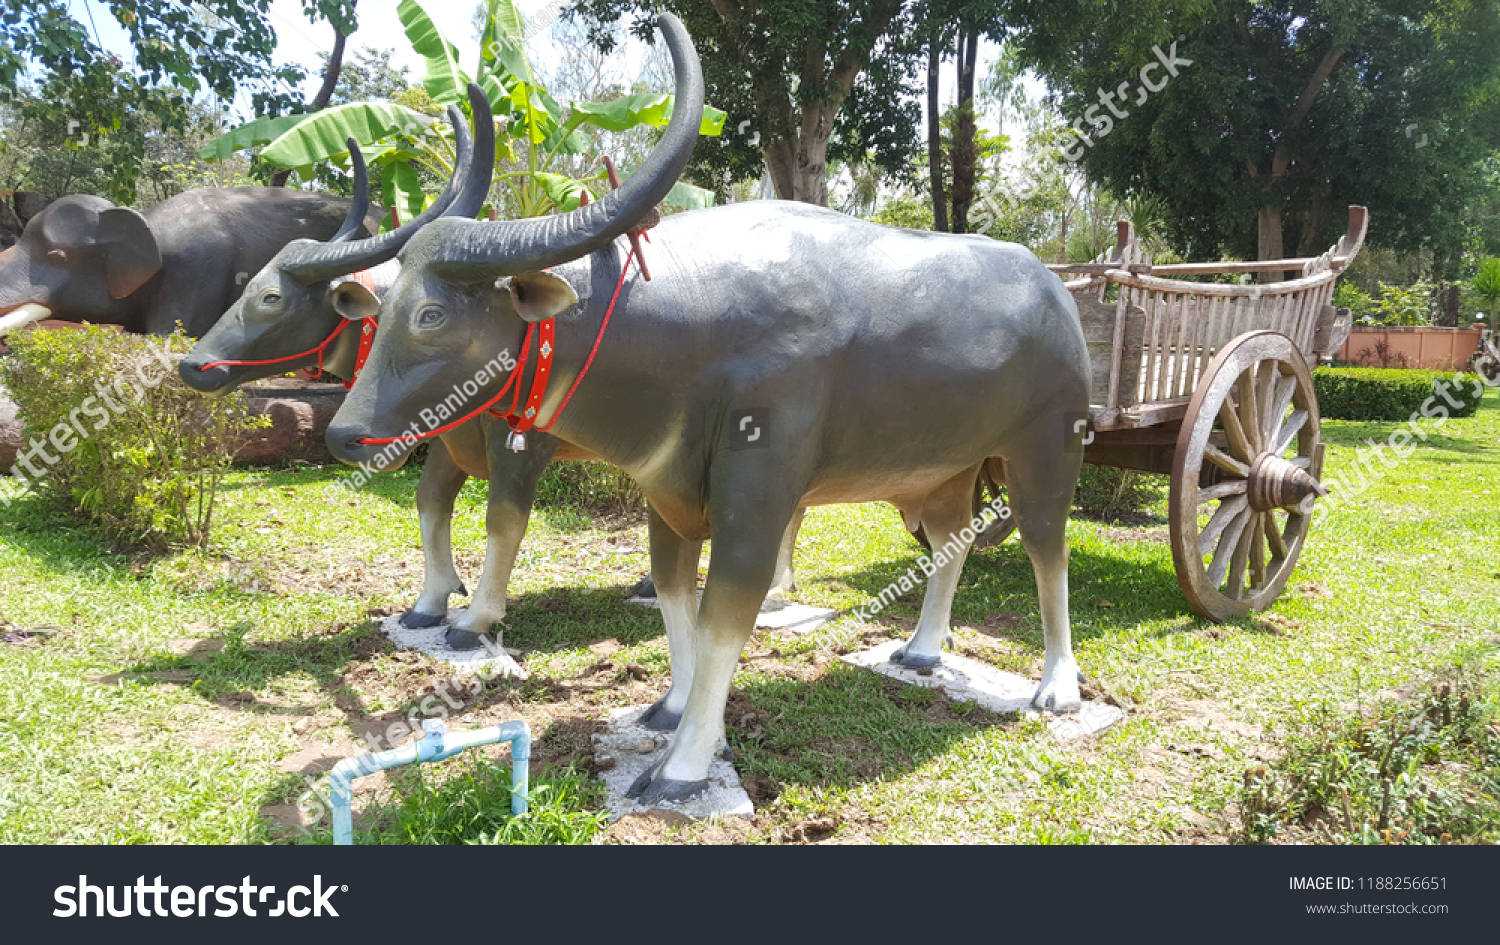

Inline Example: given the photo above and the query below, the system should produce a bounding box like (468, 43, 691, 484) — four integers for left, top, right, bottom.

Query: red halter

(355, 238, 641, 445)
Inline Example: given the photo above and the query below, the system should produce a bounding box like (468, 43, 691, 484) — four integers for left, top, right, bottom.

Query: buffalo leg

(445, 432, 559, 648)
(1003, 432, 1084, 711)
(893, 465, 983, 667)
(636, 505, 701, 731)
(632, 507, 799, 600)
(767, 507, 803, 598)
(401, 442, 469, 629)
(629, 487, 800, 804)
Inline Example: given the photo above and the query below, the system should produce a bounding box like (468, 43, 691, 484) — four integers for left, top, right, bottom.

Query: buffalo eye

(416, 307, 445, 329)
(260, 290, 282, 307)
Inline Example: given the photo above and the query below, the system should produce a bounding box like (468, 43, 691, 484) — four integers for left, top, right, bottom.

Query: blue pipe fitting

(328, 720, 531, 845)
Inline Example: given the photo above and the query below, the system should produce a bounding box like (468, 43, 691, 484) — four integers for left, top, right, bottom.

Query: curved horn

(426, 13, 702, 283)
(329, 137, 371, 243)
(281, 84, 487, 283)
(443, 83, 496, 222)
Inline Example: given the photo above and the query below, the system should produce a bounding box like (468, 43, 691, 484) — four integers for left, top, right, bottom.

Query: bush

(1313, 367, 1487, 422)
(1, 326, 266, 546)
(1073, 466, 1165, 521)
(533, 460, 644, 516)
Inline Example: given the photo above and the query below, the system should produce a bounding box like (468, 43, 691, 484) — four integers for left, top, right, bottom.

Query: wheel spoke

(1205, 444, 1250, 477)
(1206, 506, 1252, 587)
(1238, 364, 1262, 453)
(1290, 456, 1312, 469)
(1224, 514, 1254, 597)
(1255, 362, 1278, 446)
(1198, 494, 1249, 558)
(1265, 374, 1296, 446)
(1198, 480, 1248, 504)
(1273, 408, 1309, 456)
(1218, 398, 1255, 463)
(1249, 513, 1267, 590)
(1265, 510, 1290, 560)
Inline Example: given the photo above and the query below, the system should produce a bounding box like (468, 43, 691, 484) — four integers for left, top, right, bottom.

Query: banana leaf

(196, 114, 307, 162)
(260, 102, 439, 168)
(398, 0, 471, 106)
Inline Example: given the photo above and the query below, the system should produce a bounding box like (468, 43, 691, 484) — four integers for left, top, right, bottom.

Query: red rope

(198, 317, 354, 375)
(535, 236, 640, 432)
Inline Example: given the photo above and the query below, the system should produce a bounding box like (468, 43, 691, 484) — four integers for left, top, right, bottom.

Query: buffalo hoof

(637, 698, 682, 731)
(443, 628, 485, 651)
(718, 744, 735, 763)
(626, 573, 657, 599)
(891, 645, 941, 669)
(400, 610, 447, 629)
(626, 763, 708, 806)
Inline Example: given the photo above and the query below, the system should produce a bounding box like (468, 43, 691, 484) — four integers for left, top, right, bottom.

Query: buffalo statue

(319, 13, 1090, 806)
(0, 176, 381, 338)
(181, 88, 800, 633)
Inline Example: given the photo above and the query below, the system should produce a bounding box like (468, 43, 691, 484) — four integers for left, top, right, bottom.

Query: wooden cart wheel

(1170, 331, 1327, 621)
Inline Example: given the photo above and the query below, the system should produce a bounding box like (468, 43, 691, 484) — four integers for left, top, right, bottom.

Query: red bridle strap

(197, 317, 356, 377)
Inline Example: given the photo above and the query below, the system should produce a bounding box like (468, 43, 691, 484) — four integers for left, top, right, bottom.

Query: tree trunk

(763, 117, 834, 205)
(272, 24, 348, 187)
(950, 27, 979, 233)
(1257, 205, 1284, 282)
(927, 38, 948, 232)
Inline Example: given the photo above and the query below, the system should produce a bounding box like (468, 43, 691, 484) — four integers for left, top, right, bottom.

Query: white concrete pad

(592, 705, 754, 822)
(628, 593, 837, 635)
(376, 608, 528, 679)
(841, 639, 1125, 741)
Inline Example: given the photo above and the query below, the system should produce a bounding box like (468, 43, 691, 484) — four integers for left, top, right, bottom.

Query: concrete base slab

(628, 593, 837, 635)
(593, 705, 754, 822)
(376, 608, 527, 679)
(842, 639, 1125, 741)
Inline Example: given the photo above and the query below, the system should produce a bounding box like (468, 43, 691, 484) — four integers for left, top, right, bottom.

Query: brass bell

(506, 430, 527, 452)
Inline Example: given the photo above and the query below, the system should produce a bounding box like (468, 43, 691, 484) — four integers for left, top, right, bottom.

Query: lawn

(0, 390, 1496, 845)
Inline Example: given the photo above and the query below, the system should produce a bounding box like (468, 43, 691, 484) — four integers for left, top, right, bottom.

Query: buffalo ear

(499, 270, 578, 323)
(331, 281, 381, 321)
(97, 208, 161, 298)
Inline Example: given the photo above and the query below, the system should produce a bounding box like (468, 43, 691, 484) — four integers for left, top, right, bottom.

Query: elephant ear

(39, 200, 99, 249)
(97, 208, 162, 299)
(499, 271, 579, 323)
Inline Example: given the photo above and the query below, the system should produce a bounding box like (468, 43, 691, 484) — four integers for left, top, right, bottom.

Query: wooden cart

(1044, 206, 1368, 622)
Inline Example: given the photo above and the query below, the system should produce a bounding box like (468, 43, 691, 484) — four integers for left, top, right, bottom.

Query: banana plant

(199, 0, 724, 227)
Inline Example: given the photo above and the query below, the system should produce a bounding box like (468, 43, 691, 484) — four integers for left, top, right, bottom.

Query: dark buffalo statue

(320, 14, 1091, 805)
(180, 89, 800, 632)
(0, 178, 380, 338)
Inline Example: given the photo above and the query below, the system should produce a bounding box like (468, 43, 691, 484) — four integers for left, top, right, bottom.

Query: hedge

(1312, 367, 1489, 422)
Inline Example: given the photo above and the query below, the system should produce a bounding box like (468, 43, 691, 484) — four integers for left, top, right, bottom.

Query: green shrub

(1333, 281, 1375, 320)
(1240, 673, 1500, 845)
(1366, 279, 1434, 327)
(1073, 466, 1166, 521)
(0, 325, 266, 546)
(1313, 367, 1487, 421)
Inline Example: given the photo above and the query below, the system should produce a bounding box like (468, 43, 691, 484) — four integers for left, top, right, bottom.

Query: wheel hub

(1247, 452, 1327, 512)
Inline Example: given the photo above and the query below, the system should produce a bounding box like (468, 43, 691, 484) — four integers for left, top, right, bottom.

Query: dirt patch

(1096, 526, 1170, 544)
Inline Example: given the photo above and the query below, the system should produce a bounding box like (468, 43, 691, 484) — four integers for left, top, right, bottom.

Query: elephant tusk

(0, 303, 51, 334)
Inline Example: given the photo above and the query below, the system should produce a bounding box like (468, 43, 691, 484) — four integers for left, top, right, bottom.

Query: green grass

(0, 392, 1496, 844)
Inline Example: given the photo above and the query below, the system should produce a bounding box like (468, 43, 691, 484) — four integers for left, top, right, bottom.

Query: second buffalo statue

(324, 14, 1091, 804)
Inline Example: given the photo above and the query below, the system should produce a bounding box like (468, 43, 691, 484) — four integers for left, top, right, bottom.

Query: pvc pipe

(329, 720, 531, 845)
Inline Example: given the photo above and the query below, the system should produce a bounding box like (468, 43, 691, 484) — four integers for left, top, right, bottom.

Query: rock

(635, 737, 656, 754)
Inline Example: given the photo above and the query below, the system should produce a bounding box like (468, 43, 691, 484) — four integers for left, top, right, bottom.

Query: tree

(571, 0, 924, 205)
(1, 1, 358, 199)
(1007, 0, 1500, 269)
(1475, 258, 1500, 330)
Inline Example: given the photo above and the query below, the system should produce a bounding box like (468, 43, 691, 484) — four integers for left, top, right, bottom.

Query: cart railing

(1052, 207, 1367, 429)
